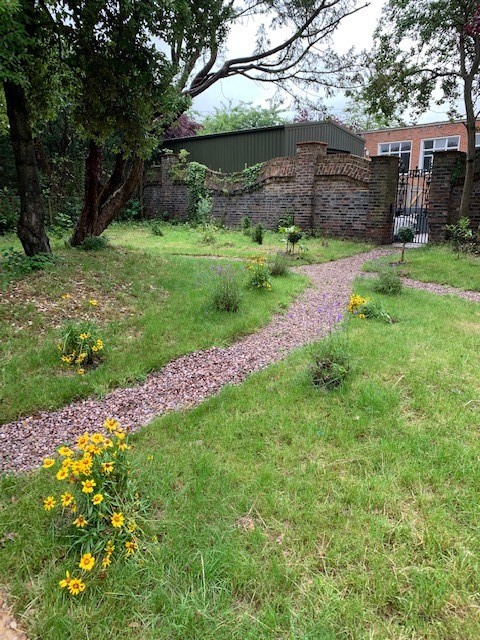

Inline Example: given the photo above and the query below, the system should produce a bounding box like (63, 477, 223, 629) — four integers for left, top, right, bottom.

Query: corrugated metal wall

(164, 121, 365, 172)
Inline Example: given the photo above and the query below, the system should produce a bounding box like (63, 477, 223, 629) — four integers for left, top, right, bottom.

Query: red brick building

(363, 120, 480, 171)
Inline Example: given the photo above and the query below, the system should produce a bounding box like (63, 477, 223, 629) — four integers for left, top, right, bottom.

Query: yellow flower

(359, 313, 366, 319)
(96, 339, 103, 348)
(105, 540, 115, 554)
(81, 479, 96, 493)
(127, 519, 137, 533)
(85, 443, 101, 456)
(115, 429, 126, 440)
(101, 554, 112, 569)
(147, 455, 153, 461)
(100, 461, 114, 475)
(61, 458, 71, 469)
(58, 446, 73, 457)
(43, 496, 56, 511)
(76, 432, 89, 449)
(118, 442, 128, 451)
(67, 577, 86, 596)
(104, 418, 119, 432)
(77, 368, 85, 376)
(70, 501, 77, 514)
(79, 333, 91, 340)
(56, 467, 69, 481)
(90, 432, 104, 445)
(70, 460, 82, 476)
(92, 345, 99, 352)
(103, 438, 114, 449)
(42, 458, 55, 469)
(59, 570, 71, 589)
(125, 540, 138, 557)
(89, 299, 98, 306)
(111, 512, 124, 528)
(61, 492, 74, 507)
(76, 353, 87, 364)
(61, 293, 71, 300)
(92, 493, 104, 505)
(79, 553, 95, 571)
(73, 515, 88, 528)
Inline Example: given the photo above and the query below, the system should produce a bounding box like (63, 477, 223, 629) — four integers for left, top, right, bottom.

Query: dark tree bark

(3, 81, 51, 256)
(70, 141, 143, 246)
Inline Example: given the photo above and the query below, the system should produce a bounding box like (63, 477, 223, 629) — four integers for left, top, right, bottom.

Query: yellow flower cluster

(347, 294, 367, 314)
(58, 323, 104, 376)
(41, 418, 140, 596)
(245, 256, 272, 290)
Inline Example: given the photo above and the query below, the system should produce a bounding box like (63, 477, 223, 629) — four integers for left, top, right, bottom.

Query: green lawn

(1, 280, 479, 639)
(0, 240, 308, 423)
(107, 221, 373, 264)
(364, 244, 480, 291)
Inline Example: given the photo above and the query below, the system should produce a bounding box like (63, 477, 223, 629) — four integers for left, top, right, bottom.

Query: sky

(192, 0, 455, 125)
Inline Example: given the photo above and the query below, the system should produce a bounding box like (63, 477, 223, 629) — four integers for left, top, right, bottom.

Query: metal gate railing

(393, 169, 431, 244)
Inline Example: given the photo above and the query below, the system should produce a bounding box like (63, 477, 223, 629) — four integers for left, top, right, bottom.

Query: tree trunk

(3, 81, 51, 256)
(70, 142, 143, 246)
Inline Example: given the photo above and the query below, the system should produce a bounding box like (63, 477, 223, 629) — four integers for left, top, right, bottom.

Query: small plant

(58, 320, 104, 374)
(268, 252, 290, 277)
(397, 227, 415, 262)
(78, 236, 109, 251)
(242, 163, 263, 190)
(311, 333, 350, 390)
(41, 418, 144, 596)
(241, 216, 252, 235)
(150, 220, 164, 236)
(445, 216, 474, 257)
(252, 223, 264, 245)
(348, 293, 394, 324)
(246, 256, 272, 290)
(277, 211, 294, 229)
(372, 267, 403, 295)
(209, 265, 241, 312)
(279, 225, 303, 254)
(198, 221, 219, 244)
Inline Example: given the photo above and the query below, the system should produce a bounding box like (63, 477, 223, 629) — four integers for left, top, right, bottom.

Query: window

(476, 133, 480, 147)
(421, 136, 460, 170)
(378, 141, 411, 171)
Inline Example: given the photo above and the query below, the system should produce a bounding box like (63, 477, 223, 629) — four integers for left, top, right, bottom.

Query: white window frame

(377, 140, 412, 172)
(420, 136, 460, 171)
(475, 132, 480, 147)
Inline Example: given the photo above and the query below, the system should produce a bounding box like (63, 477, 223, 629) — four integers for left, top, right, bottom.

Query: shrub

(372, 267, 403, 295)
(246, 256, 272, 290)
(209, 265, 241, 312)
(198, 221, 219, 244)
(78, 236, 109, 251)
(252, 223, 264, 245)
(279, 225, 303, 254)
(268, 252, 290, 277)
(445, 216, 475, 256)
(150, 220, 164, 236)
(0, 188, 18, 234)
(196, 194, 213, 225)
(41, 418, 143, 596)
(277, 211, 294, 229)
(58, 320, 104, 374)
(397, 227, 415, 262)
(0, 248, 55, 289)
(241, 216, 252, 235)
(311, 334, 350, 390)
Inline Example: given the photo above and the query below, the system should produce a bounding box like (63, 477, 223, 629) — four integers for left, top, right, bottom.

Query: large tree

(199, 101, 286, 135)
(363, 0, 480, 218)
(0, 0, 54, 255)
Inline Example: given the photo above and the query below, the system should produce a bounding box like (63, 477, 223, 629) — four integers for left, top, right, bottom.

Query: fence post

(366, 156, 399, 244)
(294, 141, 327, 229)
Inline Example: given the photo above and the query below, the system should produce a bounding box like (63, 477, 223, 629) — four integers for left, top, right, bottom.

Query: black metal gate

(393, 169, 431, 244)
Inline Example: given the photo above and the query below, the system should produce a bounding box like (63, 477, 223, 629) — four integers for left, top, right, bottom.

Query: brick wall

(144, 142, 398, 243)
(429, 150, 480, 240)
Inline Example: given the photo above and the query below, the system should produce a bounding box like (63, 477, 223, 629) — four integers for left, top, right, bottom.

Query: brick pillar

(366, 156, 399, 244)
(428, 150, 464, 242)
(294, 142, 327, 229)
(143, 153, 181, 219)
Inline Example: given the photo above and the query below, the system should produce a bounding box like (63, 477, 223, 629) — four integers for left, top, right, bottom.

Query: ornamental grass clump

(41, 418, 143, 596)
(268, 252, 290, 277)
(311, 333, 351, 390)
(210, 265, 241, 312)
(372, 267, 403, 295)
(348, 293, 394, 324)
(246, 256, 272, 290)
(58, 320, 104, 375)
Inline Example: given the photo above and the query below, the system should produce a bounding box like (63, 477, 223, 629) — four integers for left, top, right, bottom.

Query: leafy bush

(445, 216, 475, 256)
(118, 197, 141, 221)
(252, 223, 264, 245)
(58, 320, 104, 374)
(209, 265, 241, 312)
(397, 227, 415, 262)
(196, 194, 213, 225)
(279, 225, 303, 254)
(41, 418, 143, 596)
(78, 236, 109, 251)
(372, 267, 403, 295)
(311, 334, 350, 390)
(246, 256, 272, 290)
(241, 216, 252, 235)
(268, 252, 290, 276)
(150, 220, 164, 236)
(0, 247, 55, 289)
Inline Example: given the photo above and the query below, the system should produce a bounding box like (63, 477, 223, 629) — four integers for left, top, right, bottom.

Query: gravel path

(0, 249, 389, 475)
(402, 277, 480, 302)
(1, 248, 478, 476)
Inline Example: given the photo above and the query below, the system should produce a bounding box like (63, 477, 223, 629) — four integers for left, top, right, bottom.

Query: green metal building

(163, 121, 365, 173)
